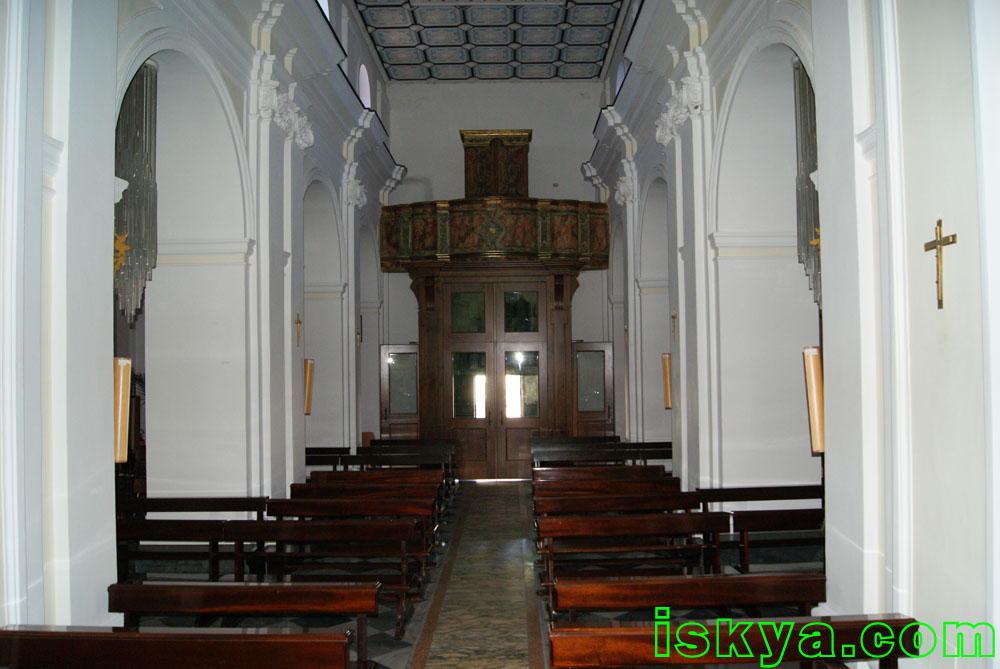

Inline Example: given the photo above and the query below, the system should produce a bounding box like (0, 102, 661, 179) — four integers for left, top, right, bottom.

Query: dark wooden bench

(551, 572, 825, 619)
(532, 441, 672, 467)
(117, 496, 268, 521)
(533, 478, 682, 498)
(733, 507, 825, 573)
(530, 435, 622, 446)
(0, 625, 350, 668)
(695, 484, 824, 512)
(307, 469, 444, 485)
(533, 465, 671, 482)
(108, 581, 377, 668)
(533, 492, 700, 516)
(536, 512, 731, 588)
(267, 497, 439, 553)
(224, 518, 423, 639)
(304, 447, 352, 467)
(116, 519, 228, 582)
(549, 614, 919, 667)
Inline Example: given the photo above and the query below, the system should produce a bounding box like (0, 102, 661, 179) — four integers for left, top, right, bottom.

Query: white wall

(637, 179, 672, 441)
(304, 180, 346, 450)
(387, 80, 603, 202)
(714, 44, 821, 490)
(897, 0, 988, 643)
(144, 50, 250, 497)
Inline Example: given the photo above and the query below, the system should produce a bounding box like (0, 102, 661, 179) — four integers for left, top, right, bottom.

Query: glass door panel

(503, 291, 539, 333)
(576, 350, 605, 412)
(380, 344, 419, 438)
(452, 352, 487, 419)
(504, 351, 539, 418)
(572, 342, 613, 436)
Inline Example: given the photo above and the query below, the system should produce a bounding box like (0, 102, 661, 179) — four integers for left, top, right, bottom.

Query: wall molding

(305, 282, 346, 300)
(157, 238, 255, 265)
(636, 278, 670, 294)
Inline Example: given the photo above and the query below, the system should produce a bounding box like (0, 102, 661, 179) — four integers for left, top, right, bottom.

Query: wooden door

(441, 279, 548, 478)
(380, 345, 419, 438)
(572, 342, 614, 436)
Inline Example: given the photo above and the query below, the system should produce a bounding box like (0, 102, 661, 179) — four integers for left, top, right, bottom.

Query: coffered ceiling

(355, 0, 626, 82)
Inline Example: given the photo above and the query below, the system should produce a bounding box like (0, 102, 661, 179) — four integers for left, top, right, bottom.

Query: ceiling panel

(355, 0, 624, 82)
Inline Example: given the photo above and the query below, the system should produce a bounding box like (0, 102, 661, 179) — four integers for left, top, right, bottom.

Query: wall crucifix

(923, 219, 957, 309)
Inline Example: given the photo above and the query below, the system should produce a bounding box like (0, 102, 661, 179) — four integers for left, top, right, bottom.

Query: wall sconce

(113, 357, 132, 463)
(803, 346, 824, 455)
(304, 358, 315, 415)
(661, 353, 672, 410)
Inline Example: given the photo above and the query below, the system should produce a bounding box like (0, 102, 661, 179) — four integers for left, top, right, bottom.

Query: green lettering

(716, 618, 754, 658)
(675, 621, 710, 659)
(901, 621, 936, 658)
(944, 621, 995, 658)
(758, 621, 794, 668)
(654, 607, 670, 657)
(860, 622, 894, 658)
(797, 622, 834, 659)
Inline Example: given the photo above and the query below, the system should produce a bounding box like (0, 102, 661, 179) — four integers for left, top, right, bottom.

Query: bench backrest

(267, 497, 435, 519)
(533, 465, 669, 482)
(290, 482, 442, 499)
(224, 518, 421, 543)
(536, 512, 730, 539)
(306, 469, 443, 484)
(552, 572, 825, 611)
(731, 507, 824, 532)
(108, 582, 380, 616)
(118, 497, 267, 520)
(695, 485, 824, 508)
(533, 493, 700, 516)
(532, 479, 681, 497)
(0, 626, 349, 669)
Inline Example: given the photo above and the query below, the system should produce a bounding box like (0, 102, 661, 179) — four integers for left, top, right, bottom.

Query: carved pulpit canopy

(380, 130, 609, 271)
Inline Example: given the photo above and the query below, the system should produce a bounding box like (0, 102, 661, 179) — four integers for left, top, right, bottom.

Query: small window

(358, 64, 372, 108)
(616, 61, 627, 95)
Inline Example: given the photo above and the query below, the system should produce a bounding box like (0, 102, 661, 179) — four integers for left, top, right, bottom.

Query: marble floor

(410, 480, 544, 669)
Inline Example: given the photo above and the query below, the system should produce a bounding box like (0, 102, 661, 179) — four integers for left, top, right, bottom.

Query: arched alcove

(141, 49, 251, 496)
(609, 221, 628, 436)
(358, 64, 372, 108)
(714, 43, 821, 487)
(358, 225, 382, 437)
(303, 179, 346, 455)
(637, 178, 671, 441)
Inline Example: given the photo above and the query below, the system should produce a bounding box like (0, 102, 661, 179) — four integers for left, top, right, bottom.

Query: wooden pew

(108, 581, 377, 668)
(117, 496, 268, 521)
(533, 465, 671, 482)
(307, 469, 443, 485)
(532, 441, 671, 467)
(533, 492, 700, 516)
(304, 446, 351, 468)
(732, 508, 825, 573)
(530, 435, 622, 446)
(266, 497, 439, 554)
(695, 484, 824, 512)
(0, 625, 350, 668)
(224, 518, 423, 639)
(550, 572, 825, 619)
(536, 512, 731, 586)
(549, 614, 919, 668)
(533, 479, 682, 498)
(116, 519, 227, 582)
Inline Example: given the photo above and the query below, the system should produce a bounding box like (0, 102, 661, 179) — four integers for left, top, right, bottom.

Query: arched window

(358, 64, 372, 108)
(615, 61, 627, 95)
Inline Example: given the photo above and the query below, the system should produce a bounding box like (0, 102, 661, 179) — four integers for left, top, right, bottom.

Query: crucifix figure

(671, 308, 678, 341)
(923, 219, 957, 310)
(294, 313, 303, 347)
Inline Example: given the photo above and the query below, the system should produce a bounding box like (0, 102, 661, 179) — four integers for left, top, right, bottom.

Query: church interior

(1, 0, 999, 666)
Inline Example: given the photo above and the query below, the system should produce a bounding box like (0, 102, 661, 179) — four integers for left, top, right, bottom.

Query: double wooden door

(444, 280, 547, 479)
